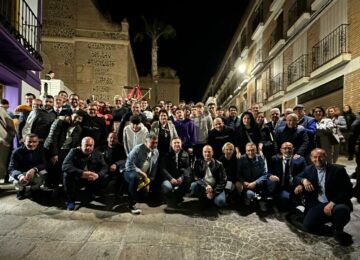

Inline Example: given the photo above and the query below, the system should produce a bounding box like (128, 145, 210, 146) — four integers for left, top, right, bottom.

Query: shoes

(66, 201, 76, 211)
(350, 172, 357, 179)
(244, 198, 251, 206)
(334, 230, 353, 246)
(259, 201, 267, 212)
(16, 189, 26, 200)
(129, 204, 141, 215)
(348, 155, 353, 161)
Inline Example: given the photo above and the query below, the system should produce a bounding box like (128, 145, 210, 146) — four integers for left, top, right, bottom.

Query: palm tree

(134, 16, 176, 103)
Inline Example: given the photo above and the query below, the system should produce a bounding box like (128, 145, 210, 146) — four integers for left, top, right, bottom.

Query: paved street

(0, 157, 359, 260)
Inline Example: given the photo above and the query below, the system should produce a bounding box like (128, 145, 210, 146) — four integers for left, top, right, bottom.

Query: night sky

(97, 1, 250, 102)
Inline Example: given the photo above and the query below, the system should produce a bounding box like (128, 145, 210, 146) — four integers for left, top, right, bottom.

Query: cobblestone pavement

(0, 157, 359, 260)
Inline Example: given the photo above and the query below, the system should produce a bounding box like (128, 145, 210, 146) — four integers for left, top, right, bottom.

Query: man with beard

(44, 110, 85, 188)
(9, 134, 47, 200)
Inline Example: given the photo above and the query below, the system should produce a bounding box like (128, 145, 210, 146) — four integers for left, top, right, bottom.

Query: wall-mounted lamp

(238, 63, 246, 74)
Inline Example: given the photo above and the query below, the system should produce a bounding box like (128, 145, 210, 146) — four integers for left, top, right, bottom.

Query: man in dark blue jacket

(62, 136, 108, 210)
(9, 134, 47, 200)
(268, 142, 306, 208)
(294, 148, 353, 245)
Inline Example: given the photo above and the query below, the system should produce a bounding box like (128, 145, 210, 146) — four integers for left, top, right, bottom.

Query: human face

(81, 138, 94, 155)
(271, 111, 280, 122)
(159, 112, 168, 125)
(70, 96, 79, 108)
(175, 110, 184, 120)
(328, 108, 335, 117)
(107, 133, 118, 147)
(55, 96, 64, 108)
(229, 108, 237, 117)
(24, 136, 39, 150)
(242, 114, 251, 127)
(59, 92, 68, 103)
(208, 105, 216, 114)
(146, 138, 158, 150)
(286, 116, 298, 128)
(131, 123, 141, 132)
(245, 145, 257, 159)
(223, 145, 234, 158)
(71, 113, 83, 125)
(294, 108, 304, 118)
(88, 105, 97, 117)
(280, 143, 293, 158)
(32, 100, 42, 109)
(213, 118, 224, 131)
(343, 105, 350, 113)
(79, 99, 86, 109)
(196, 106, 204, 115)
(252, 105, 259, 114)
(311, 149, 327, 169)
(202, 146, 213, 161)
(131, 104, 141, 115)
(171, 138, 182, 153)
(25, 95, 34, 106)
(313, 108, 323, 121)
(256, 114, 265, 125)
(44, 98, 54, 110)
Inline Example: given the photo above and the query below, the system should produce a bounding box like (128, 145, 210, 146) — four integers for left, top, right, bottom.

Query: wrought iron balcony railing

(288, 0, 308, 28)
(288, 54, 308, 85)
(269, 73, 284, 96)
(0, 0, 42, 63)
(312, 24, 349, 71)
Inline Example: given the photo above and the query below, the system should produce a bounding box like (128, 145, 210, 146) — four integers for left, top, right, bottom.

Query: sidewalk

(0, 156, 359, 259)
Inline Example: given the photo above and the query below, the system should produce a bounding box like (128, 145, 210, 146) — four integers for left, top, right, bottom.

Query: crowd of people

(0, 91, 359, 246)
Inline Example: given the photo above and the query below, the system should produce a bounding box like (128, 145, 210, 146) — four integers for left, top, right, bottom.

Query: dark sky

(97, 1, 250, 102)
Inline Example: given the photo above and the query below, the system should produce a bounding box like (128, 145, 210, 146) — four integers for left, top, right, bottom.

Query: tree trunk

(152, 39, 159, 103)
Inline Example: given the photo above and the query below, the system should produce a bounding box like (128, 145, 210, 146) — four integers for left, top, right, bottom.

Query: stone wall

(41, 0, 138, 102)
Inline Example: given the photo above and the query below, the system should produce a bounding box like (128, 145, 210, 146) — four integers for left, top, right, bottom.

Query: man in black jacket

(9, 134, 47, 200)
(294, 148, 353, 245)
(191, 145, 227, 207)
(160, 137, 191, 204)
(62, 137, 108, 210)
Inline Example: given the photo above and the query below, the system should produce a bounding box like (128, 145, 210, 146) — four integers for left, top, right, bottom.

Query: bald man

(62, 137, 108, 210)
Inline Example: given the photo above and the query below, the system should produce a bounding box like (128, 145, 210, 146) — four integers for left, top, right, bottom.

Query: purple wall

(4, 85, 19, 112)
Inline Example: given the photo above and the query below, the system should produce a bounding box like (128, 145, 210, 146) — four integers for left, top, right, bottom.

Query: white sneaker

(130, 205, 141, 215)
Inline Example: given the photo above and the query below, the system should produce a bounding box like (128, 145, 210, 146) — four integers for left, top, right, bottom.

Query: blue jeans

(190, 181, 227, 207)
(124, 170, 149, 206)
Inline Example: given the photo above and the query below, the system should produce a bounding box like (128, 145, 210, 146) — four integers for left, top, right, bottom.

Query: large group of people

(0, 91, 359, 246)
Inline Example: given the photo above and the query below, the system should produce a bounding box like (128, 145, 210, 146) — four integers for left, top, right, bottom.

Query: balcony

(287, 54, 309, 91)
(268, 73, 285, 101)
(251, 4, 264, 41)
(0, 0, 42, 70)
(251, 49, 264, 75)
(311, 0, 329, 11)
(269, 25, 285, 56)
(287, 0, 310, 37)
(311, 24, 351, 78)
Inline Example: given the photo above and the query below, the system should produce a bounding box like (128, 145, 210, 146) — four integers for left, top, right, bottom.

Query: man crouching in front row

(9, 133, 47, 200)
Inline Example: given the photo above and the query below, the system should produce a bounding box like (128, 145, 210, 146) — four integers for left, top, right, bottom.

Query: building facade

(140, 67, 180, 107)
(0, 0, 42, 110)
(203, 0, 360, 115)
(41, 0, 139, 102)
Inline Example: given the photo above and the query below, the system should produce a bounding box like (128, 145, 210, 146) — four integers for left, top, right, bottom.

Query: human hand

(177, 177, 183, 184)
(269, 175, 279, 182)
(19, 175, 28, 185)
(25, 169, 35, 181)
(206, 191, 215, 199)
(51, 155, 59, 165)
(294, 185, 303, 194)
(293, 154, 300, 159)
(170, 178, 178, 185)
(109, 164, 117, 172)
(139, 171, 148, 180)
(247, 182, 256, 190)
(205, 185, 213, 194)
(324, 202, 335, 216)
(303, 179, 314, 192)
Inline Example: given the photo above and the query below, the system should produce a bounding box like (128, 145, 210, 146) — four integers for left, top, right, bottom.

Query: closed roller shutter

(303, 89, 343, 113)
